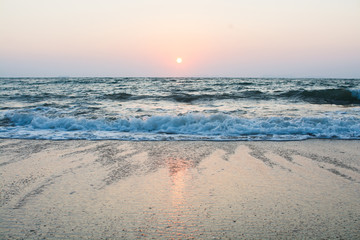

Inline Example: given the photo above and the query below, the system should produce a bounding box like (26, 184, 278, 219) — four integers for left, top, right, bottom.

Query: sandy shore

(0, 139, 359, 239)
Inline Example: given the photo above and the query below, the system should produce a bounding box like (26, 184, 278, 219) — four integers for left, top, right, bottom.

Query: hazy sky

(1, 0, 360, 77)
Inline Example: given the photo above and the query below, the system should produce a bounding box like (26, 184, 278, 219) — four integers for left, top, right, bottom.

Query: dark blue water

(1, 77, 360, 140)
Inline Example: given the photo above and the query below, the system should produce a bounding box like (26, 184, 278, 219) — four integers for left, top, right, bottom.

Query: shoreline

(2, 137, 360, 141)
(1, 139, 359, 239)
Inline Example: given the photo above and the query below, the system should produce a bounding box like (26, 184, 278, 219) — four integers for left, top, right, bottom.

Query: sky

(1, 0, 360, 78)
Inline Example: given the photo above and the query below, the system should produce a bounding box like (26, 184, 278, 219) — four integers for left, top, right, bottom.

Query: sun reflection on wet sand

(163, 157, 195, 238)
(167, 157, 192, 205)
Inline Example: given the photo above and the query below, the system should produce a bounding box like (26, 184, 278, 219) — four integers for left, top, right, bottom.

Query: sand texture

(1, 139, 360, 239)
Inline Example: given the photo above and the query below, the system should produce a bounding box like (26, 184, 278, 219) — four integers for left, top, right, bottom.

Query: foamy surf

(1, 77, 360, 140)
(1, 110, 360, 140)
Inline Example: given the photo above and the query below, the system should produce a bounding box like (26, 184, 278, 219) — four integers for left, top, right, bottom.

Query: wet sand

(0, 139, 359, 239)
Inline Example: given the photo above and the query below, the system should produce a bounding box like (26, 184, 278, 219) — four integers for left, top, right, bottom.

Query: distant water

(1, 77, 360, 140)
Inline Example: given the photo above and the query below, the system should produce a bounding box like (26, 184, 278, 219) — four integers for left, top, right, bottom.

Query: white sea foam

(1, 111, 359, 140)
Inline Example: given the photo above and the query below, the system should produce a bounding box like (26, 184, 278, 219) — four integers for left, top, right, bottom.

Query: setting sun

(176, 58, 182, 64)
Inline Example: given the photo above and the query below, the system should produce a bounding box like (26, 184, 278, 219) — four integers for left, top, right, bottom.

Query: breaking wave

(1, 111, 359, 140)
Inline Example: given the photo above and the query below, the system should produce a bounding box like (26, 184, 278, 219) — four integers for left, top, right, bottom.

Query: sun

(176, 57, 182, 64)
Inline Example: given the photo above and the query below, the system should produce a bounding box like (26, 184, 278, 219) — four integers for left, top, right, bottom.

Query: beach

(1, 139, 359, 239)
(2, 0, 360, 237)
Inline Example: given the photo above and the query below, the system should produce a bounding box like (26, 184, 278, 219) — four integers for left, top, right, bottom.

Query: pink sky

(1, 0, 360, 77)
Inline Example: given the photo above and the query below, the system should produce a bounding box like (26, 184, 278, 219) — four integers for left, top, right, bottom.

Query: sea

(0, 77, 359, 141)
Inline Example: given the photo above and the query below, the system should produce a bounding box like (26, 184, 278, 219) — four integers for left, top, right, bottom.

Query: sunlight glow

(176, 58, 182, 64)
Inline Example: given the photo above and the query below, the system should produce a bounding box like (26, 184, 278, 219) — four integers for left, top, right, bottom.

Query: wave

(1, 112, 359, 140)
(105, 93, 134, 100)
(103, 91, 268, 103)
(5, 93, 69, 103)
(351, 89, 360, 100)
(281, 88, 360, 105)
(102, 89, 360, 105)
(167, 93, 241, 103)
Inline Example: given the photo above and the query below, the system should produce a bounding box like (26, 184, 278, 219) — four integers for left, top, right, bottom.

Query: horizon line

(1, 76, 360, 79)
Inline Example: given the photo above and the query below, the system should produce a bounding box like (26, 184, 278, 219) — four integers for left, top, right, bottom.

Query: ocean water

(0, 77, 359, 141)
